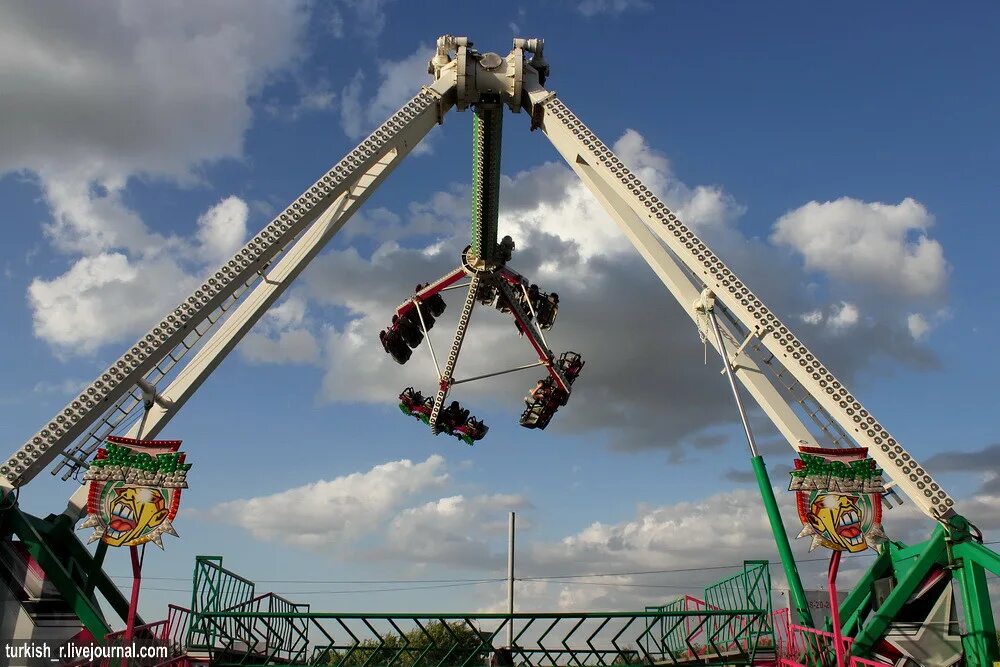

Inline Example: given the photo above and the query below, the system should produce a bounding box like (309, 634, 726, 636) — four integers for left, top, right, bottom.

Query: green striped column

(471, 101, 503, 262)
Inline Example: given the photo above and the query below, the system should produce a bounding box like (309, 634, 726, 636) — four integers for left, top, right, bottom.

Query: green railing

(180, 557, 771, 666)
(194, 610, 768, 666)
(186, 555, 310, 660)
(644, 561, 773, 662)
(704, 560, 772, 649)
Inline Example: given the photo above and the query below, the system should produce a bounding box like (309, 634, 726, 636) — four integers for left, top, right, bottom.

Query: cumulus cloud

(26, 194, 250, 356)
(476, 486, 961, 613)
(924, 443, 1000, 496)
(0, 1, 305, 185)
(340, 43, 435, 152)
(241, 295, 321, 365)
(771, 197, 948, 299)
(907, 313, 930, 340)
(577, 0, 651, 17)
(321, 0, 393, 40)
(255, 129, 949, 453)
(796, 302, 861, 333)
(204, 455, 450, 549)
(27, 252, 200, 356)
(0, 1, 306, 355)
(828, 302, 859, 329)
(382, 494, 530, 567)
(195, 196, 250, 265)
(200, 454, 990, 612)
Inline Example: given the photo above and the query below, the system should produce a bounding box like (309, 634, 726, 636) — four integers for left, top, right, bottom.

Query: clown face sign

(78, 436, 190, 549)
(789, 447, 886, 553)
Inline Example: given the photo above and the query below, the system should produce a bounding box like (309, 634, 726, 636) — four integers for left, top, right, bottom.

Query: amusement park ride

(0, 34, 996, 667)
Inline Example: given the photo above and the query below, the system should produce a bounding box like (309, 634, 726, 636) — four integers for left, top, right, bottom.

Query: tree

(321, 620, 491, 667)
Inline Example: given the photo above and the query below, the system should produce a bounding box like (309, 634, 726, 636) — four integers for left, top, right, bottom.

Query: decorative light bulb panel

(789, 447, 887, 552)
(79, 435, 190, 549)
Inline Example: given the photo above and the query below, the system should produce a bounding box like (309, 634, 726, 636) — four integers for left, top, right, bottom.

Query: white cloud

(240, 295, 321, 365)
(291, 129, 946, 452)
(532, 489, 786, 574)
(199, 452, 994, 612)
(26, 195, 250, 356)
(323, 0, 392, 40)
(339, 44, 434, 151)
(828, 302, 859, 330)
(801, 310, 823, 325)
(907, 313, 930, 340)
(383, 494, 530, 567)
(771, 197, 948, 299)
(32, 378, 86, 396)
(195, 196, 249, 265)
(27, 252, 199, 356)
(294, 89, 337, 115)
(0, 2, 305, 185)
(205, 455, 450, 549)
(577, 0, 651, 17)
(339, 71, 366, 140)
(40, 176, 170, 257)
(1, 2, 307, 355)
(496, 130, 743, 267)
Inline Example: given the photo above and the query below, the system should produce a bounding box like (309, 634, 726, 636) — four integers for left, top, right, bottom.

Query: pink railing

(64, 605, 192, 666)
(680, 593, 768, 654)
(771, 609, 890, 667)
(105, 604, 190, 656)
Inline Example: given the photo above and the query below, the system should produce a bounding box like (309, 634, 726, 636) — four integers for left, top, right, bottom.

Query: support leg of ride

(851, 525, 946, 657)
(123, 544, 143, 666)
(751, 455, 814, 629)
(3, 506, 113, 640)
(828, 550, 846, 667)
(953, 541, 1000, 667)
(838, 545, 892, 637)
(708, 304, 813, 629)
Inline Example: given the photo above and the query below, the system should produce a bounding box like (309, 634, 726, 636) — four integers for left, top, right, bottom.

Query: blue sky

(1, 1, 998, 623)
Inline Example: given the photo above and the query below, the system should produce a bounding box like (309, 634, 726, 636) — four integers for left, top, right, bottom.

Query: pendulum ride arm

(493, 274, 570, 392)
(428, 72, 509, 430)
(61, 135, 441, 518)
(470, 101, 504, 264)
(429, 274, 481, 432)
(517, 70, 955, 521)
(0, 67, 460, 501)
(393, 267, 467, 321)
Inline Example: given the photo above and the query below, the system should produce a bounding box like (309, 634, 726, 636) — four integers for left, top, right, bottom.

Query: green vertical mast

(470, 100, 503, 263)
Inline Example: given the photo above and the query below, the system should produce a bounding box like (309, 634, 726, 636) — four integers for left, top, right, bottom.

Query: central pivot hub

(428, 34, 549, 112)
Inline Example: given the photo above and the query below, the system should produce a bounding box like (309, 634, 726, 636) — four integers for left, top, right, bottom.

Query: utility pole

(507, 511, 515, 648)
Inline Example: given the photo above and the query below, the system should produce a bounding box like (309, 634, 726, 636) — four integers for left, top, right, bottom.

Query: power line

(106, 574, 507, 584)
(115, 579, 500, 596)
(107, 539, 1000, 587)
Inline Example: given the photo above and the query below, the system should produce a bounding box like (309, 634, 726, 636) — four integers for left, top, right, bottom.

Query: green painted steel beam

(42, 512, 139, 628)
(955, 538, 1000, 575)
(4, 506, 112, 640)
(750, 455, 814, 629)
(470, 101, 503, 262)
(851, 525, 946, 656)
(954, 541, 1000, 666)
(839, 544, 892, 636)
(203, 609, 766, 620)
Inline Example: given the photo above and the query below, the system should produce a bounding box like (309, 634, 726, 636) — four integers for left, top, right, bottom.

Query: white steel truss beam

(524, 76, 954, 520)
(0, 70, 459, 496)
(62, 139, 424, 519)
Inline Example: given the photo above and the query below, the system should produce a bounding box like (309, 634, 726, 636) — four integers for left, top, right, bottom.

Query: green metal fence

(194, 610, 768, 666)
(181, 557, 771, 666)
(186, 554, 309, 660)
(703, 560, 772, 650)
(644, 560, 773, 662)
